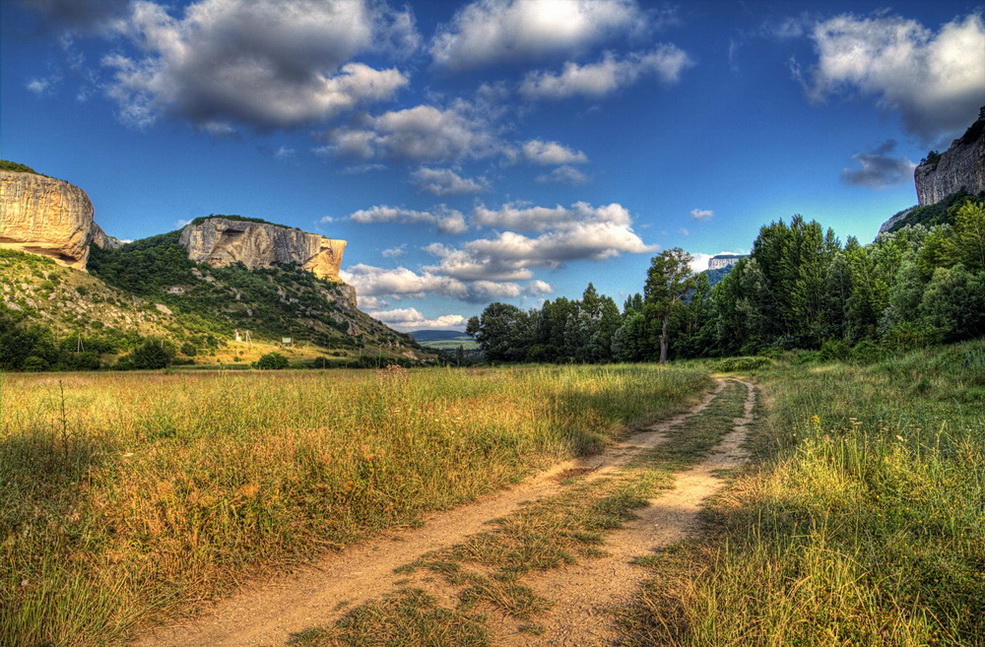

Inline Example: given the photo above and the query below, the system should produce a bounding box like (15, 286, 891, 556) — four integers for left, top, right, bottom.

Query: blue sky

(2, 0, 983, 332)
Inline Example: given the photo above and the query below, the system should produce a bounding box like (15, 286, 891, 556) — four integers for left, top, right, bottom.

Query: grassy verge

(623, 341, 985, 646)
(287, 379, 752, 646)
(0, 364, 708, 647)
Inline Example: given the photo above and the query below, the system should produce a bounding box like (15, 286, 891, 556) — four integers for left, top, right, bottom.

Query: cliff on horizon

(179, 216, 346, 282)
(914, 106, 985, 207)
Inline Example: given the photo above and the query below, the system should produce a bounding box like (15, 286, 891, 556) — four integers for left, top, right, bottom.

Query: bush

(849, 340, 883, 364)
(22, 356, 49, 372)
(716, 356, 773, 372)
(255, 352, 289, 370)
(129, 339, 176, 369)
(818, 339, 850, 362)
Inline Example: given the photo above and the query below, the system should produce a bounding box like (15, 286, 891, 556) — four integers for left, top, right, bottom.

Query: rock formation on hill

(914, 106, 985, 206)
(0, 170, 100, 270)
(178, 217, 346, 281)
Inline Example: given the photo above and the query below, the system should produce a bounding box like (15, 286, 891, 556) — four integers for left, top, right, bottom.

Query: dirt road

(134, 378, 756, 647)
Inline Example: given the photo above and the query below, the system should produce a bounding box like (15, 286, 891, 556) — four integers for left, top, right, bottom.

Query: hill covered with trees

(0, 233, 430, 371)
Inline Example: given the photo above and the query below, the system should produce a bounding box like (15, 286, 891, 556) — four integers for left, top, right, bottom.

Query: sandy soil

(133, 379, 754, 647)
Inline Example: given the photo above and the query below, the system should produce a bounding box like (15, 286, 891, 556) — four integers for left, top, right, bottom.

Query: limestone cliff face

(91, 223, 123, 250)
(0, 171, 96, 270)
(179, 217, 346, 281)
(914, 106, 985, 206)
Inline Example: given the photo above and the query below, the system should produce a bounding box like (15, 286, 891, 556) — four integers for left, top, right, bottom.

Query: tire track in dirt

(489, 379, 757, 647)
(132, 382, 727, 647)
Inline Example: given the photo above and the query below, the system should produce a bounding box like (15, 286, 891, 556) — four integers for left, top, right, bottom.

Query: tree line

(466, 200, 985, 363)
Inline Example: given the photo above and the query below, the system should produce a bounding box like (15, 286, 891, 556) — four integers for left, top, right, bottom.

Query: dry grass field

(0, 364, 709, 647)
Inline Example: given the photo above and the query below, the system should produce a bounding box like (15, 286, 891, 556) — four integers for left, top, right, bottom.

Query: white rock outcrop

(179, 217, 346, 281)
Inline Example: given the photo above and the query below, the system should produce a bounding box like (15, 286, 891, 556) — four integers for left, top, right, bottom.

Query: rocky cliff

(914, 106, 985, 206)
(179, 217, 346, 281)
(0, 170, 98, 270)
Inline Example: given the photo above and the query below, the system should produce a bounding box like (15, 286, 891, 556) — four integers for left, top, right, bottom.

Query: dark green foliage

(919, 150, 942, 167)
(701, 265, 734, 288)
(466, 284, 624, 364)
(883, 191, 984, 234)
(462, 199, 983, 366)
(644, 248, 698, 363)
(87, 232, 198, 295)
(466, 303, 533, 362)
(255, 352, 289, 369)
(0, 313, 57, 371)
(88, 234, 415, 354)
(0, 310, 129, 371)
(127, 339, 176, 369)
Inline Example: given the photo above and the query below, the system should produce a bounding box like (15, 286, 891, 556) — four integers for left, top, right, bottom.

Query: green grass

(0, 364, 709, 647)
(623, 340, 985, 646)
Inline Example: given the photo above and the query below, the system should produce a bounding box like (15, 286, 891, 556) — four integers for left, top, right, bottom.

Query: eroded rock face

(91, 222, 123, 250)
(179, 217, 346, 281)
(915, 106, 985, 206)
(0, 171, 96, 270)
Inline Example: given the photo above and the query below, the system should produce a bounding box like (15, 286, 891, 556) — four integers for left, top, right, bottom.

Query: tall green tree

(644, 248, 697, 363)
(466, 303, 534, 362)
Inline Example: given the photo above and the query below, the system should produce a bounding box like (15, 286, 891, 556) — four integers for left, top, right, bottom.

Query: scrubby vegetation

(189, 213, 287, 228)
(883, 190, 985, 234)
(0, 160, 40, 174)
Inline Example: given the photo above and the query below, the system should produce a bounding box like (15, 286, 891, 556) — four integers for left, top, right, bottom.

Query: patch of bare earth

(132, 379, 752, 647)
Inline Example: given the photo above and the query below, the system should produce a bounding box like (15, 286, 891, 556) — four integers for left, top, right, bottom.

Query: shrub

(255, 352, 289, 370)
(818, 339, 850, 362)
(129, 339, 176, 369)
(716, 356, 772, 372)
(848, 340, 883, 364)
(22, 356, 49, 372)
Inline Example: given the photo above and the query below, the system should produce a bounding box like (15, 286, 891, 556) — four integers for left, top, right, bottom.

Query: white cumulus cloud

(520, 46, 693, 100)
(101, 0, 416, 130)
(431, 0, 647, 70)
(340, 264, 468, 299)
(690, 208, 714, 220)
(536, 165, 590, 185)
(411, 167, 488, 196)
(801, 12, 985, 141)
(474, 201, 631, 231)
(367, 307, 467, 332)
(349, 204, 468, 234)
(424, 202, 655, 283)
(320, 104, 498, 162)
(520, 140, 588, 165)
